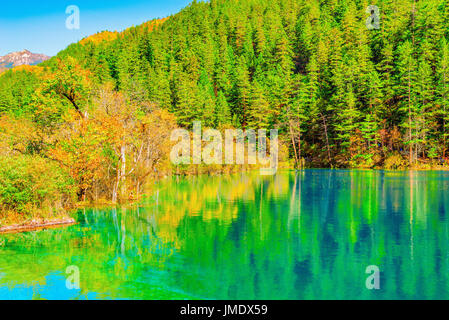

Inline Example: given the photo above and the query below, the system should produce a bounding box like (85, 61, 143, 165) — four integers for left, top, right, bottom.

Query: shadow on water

(0, 170, 448, 300)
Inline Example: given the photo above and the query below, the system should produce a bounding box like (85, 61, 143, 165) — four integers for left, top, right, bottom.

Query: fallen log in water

(0, 218, 77, 234)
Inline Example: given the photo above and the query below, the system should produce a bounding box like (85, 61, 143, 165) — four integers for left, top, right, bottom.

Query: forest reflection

(1, 170, 448, 300)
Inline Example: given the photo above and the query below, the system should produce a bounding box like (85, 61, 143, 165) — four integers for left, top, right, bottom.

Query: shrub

(0, 155, 75, 214)
(383, 152, 407, 170)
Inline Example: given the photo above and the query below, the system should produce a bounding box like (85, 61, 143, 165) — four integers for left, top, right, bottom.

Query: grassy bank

(0, 154, 76, 232)
(0, 155, 288, 231)
(1, 151, 447, 233)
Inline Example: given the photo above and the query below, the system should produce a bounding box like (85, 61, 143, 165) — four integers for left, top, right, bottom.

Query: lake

(1, 170, 449, 300)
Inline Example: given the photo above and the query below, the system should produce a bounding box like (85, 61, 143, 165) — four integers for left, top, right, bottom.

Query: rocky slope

(0, 50, 50, 72)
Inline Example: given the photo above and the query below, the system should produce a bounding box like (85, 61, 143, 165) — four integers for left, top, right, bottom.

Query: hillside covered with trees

(1, 0, 449, 223)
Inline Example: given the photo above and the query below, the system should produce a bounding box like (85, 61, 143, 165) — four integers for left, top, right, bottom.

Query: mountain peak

(0, 50, 50, 72)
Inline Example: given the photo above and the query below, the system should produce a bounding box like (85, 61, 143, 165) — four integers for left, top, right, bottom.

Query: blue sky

(0, 0, 191, 56)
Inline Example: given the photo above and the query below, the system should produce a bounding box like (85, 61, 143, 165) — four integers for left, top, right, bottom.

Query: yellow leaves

(55, 57, 92, 86)
(0, 64, 44, 78)
(141, 17, 169, 32)
(79, 31, 119, 45)
(43, 57, 93, 119)
(43, 83, 180, 201)
(77, 17, 168, 46)
(49, 112, 111, 194)
(47, 147, 70, 166)
(0, 153, 76, 219)
(0, 116, 41, 156)
(1, 76, 178, 203)
(10, 65, 44, 74)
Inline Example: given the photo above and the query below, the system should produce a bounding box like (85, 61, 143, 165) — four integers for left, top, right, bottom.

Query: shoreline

(2, 167, 449, 234)
(0, 218, 77, 235)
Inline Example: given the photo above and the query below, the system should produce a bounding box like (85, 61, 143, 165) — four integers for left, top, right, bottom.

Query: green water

(1, 170, 449, 300)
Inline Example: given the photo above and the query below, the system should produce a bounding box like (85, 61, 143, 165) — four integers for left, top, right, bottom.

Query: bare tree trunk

(409, 0, 416, 166)
(288, 120, 299, 168)
(112, 166, 120, 203)
(415, 121, 418, 165)
(412, 0, 416, 47)
(408, 64, 413, 166)
(298, 122, 302, 169)
(120, 145, 126, 196)
(443, 72, 446, 159)
(321, 113, 332, 167)
(112, 149, 124, 203)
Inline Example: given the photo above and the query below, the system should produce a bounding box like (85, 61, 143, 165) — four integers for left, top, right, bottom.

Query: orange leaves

(11, 65, 43, 74)
(92, 84, 135, 147)
(141, 17, 169, 32)
(79, 31, 119, 45)
(45, 83, 178, 201)
(77, 17, 168, 46)
(3, 78, 180, 202)
(48, 117, 109, 194)
(0, 65, 43, 77)
(0, 116, 42, 156)
(42, 57, 93, 119)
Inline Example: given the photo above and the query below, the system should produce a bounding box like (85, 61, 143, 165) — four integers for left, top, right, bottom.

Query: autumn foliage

(0, 57, 179, 223)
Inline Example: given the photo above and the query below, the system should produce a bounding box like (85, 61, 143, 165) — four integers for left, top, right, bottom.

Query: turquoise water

(1, 170, 449, 300)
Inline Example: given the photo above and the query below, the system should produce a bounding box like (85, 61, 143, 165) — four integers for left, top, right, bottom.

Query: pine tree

(215, 91, 231, 125)
(231, 56, 251, 126)
(438, 38, 449, 158)
(377, 43, 395, 125)
(286, 74, 308, 168)
(2, 0, 449, 169)
(397, 40, 418, 165)
(363, 70, 383, 159)
(416, 58, 435, 159)
(248, 79, 271, 129)
(334, 84, 360, 162)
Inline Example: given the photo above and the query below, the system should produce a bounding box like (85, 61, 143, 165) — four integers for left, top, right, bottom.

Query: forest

(1, 0, 449, 223)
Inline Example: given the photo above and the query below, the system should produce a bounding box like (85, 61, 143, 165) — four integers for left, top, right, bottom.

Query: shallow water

(1, 170, 449, 300)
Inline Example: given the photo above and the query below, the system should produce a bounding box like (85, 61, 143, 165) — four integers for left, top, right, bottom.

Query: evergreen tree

(438, 39, 449, 158)
(2, 0, 449, 168)
(397, 40, 418, 165)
